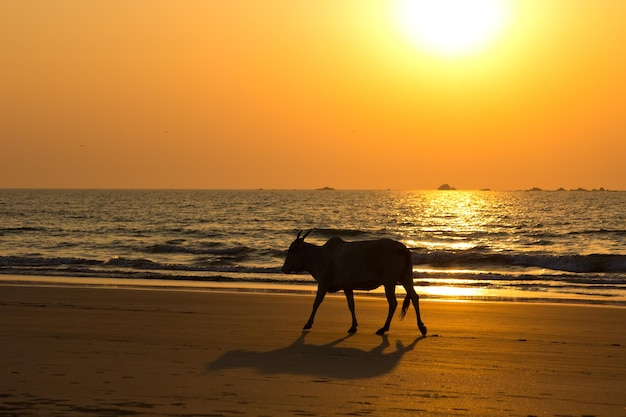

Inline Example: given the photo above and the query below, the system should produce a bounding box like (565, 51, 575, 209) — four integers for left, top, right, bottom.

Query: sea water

(0, 189, 624, 304)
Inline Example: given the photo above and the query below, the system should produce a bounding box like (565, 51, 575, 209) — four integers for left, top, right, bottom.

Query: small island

(437, 184, 456, 190)
(529, 187, 613, 192)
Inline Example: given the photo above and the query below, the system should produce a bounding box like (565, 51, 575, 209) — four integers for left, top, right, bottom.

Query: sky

(1, 0, 625, 190)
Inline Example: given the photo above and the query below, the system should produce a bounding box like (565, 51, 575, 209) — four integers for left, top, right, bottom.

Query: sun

(393, 0, 512, 58)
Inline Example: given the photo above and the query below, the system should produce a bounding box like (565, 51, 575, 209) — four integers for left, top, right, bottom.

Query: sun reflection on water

(418, 285, 486, 299)
(408, 239, 477, 251)
(396, 190, 502, 252)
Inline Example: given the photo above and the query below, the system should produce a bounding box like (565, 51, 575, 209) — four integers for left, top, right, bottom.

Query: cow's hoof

(348, 326, 357, 334)
(375, 327, 388, 335)
(419, 324, 428, 336)
(303, 323, 312, 330)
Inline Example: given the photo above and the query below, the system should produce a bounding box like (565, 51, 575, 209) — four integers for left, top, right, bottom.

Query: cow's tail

(400, 247, 412, 320)
(400, 294, 411, 320)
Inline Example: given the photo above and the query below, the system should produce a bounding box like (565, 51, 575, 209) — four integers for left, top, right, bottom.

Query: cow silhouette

(282, 230, 427, 335)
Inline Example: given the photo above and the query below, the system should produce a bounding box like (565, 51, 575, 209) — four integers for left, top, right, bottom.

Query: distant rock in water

(315, 186, 335, 191)
(532, 187, 611, 192)
(437, 184, 456, 190)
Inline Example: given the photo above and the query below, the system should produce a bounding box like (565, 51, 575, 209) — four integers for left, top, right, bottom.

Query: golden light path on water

(395, 190, 505, 250)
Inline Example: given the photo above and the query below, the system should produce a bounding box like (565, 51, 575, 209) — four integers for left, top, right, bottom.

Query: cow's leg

(376, 284, 398, 335)
(403, 283, 427, 336)
(344, 289, 358, 333)
(304, 286, 327, 330)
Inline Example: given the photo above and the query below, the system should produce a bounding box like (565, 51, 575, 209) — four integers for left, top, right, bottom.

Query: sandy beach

(1, 285, 624, 416)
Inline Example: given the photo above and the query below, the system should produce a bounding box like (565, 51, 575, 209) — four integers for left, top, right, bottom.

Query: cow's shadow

(206, 332, 425, 379)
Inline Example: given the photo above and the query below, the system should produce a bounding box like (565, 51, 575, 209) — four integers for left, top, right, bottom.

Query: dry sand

(0, 285, 624, 416)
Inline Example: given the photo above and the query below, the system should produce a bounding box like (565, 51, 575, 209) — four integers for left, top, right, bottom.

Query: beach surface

(1, 285, 624, 416)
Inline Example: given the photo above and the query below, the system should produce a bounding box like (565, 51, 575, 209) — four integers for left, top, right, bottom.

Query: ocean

(1, 189, 625, 305)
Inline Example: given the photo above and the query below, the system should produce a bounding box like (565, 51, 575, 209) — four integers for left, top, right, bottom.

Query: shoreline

(1, 285, 624, 416)
(1, 273, 625, 307)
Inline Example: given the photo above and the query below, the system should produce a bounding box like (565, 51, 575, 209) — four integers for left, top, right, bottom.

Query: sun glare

(393, 0, 511, 58)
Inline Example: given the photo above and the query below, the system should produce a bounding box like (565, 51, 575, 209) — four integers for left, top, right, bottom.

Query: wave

(412, 251, 626, 273)
(1, 252, 625, 306)
(2, 249, 626, 275)
(567, 228, 626, 236)
(414, 270, 626, 287)
(310, 228, 371, 238)
(145, 243, 252, 256)
(0, 255, 278, 273)
(0, 226, 46, 234)
(2, 249, 626, 277)
(0, 255, 101, 266)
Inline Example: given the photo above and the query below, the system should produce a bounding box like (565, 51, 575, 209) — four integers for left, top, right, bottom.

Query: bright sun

(393, 0, 511, 58)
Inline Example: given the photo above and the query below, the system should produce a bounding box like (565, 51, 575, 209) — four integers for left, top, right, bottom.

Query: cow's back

(329, 238, 411, 290)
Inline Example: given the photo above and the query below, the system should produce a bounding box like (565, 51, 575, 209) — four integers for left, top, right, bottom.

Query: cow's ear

(302, 229, 312, 240)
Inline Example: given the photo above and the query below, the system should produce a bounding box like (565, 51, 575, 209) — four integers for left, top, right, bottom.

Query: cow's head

(281, 229, 312, 274)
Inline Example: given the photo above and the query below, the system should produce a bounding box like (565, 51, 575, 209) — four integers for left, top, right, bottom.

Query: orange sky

(1, 1, 625, 190)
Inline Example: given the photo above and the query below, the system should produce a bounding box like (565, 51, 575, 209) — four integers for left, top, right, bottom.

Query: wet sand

(1, 285, 625, 416)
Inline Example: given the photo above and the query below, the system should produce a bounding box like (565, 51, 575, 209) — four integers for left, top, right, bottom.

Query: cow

(282, 230, 427, 336)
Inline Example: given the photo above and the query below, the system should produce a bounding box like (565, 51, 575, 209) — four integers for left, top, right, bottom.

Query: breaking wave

(412, 251, 626, 273)
(2, 250, 625, 285)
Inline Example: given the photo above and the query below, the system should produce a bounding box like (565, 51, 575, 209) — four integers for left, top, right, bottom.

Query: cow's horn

(302, 229, 312, 240)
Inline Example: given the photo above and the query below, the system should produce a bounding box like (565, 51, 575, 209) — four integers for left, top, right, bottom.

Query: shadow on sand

(206, 332, 425, 379)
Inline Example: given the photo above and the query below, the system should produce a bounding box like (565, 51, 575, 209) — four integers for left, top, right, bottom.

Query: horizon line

(0, 187, 624, 192)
